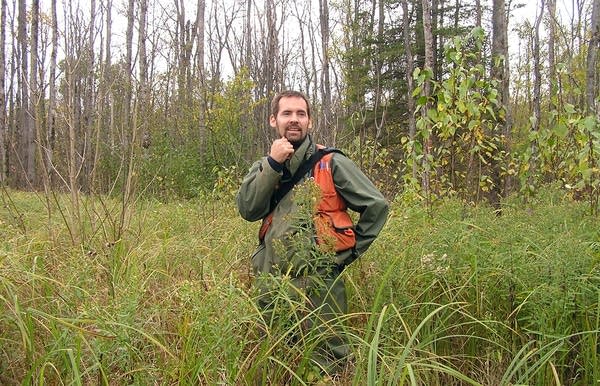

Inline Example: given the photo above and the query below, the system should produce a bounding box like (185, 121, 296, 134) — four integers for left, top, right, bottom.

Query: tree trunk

(196, 0, 207, 156)
(373, 0, 385, 149)
(319, 0, 332, 139)
(120, 0, 136, 237)
(139, 0, 148, 147)
(176, 0, 187, 123)
(402, 0, 417, 181)
(530, 0, 546, 188)
(547, 0, 557, 99)
(421, 0, 434, 206)
(124, 0, 134, 136)
(265, 0, 277, 97)
(91, 0, 112, 190)
(28, 0, 40, 187)
(432, 0, 441, 81)
(0, 0, 6, 183)
(31, 0, 44, 190)
(64, 5, 81, 244)
(490, 0, 508, 208)
(45, 0, 58, 187)
(244, 0, 252, 70)
(17, 0, 30, 188)
(82, 0, 96, 192)
(105, 0, 113, 149)
(587, 0, 600, 114)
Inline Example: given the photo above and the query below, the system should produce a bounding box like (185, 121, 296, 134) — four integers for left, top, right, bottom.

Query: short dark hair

(270, 90, 311, 118)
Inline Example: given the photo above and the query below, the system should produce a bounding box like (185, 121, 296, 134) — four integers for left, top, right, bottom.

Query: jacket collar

(285, 135, 314, 175)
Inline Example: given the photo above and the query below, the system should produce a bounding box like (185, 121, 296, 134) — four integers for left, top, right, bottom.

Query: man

(237, 90, 389, 377)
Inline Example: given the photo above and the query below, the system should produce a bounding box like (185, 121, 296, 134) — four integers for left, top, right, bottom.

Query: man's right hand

(269, 138, 295, 163)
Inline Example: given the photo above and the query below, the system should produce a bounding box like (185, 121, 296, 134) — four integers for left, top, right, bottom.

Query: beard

(284, 125, 307, 148)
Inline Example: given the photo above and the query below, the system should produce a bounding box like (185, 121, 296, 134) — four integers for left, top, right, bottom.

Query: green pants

(255, 265, 350, 375)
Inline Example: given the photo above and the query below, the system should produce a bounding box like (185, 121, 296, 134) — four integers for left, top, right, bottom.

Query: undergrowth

(0, 186, 598, 385)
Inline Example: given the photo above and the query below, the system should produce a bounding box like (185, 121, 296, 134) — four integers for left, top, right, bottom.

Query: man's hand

(269, 138, 295, 163)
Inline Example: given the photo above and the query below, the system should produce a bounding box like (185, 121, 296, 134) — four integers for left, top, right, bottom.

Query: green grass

(1, 186, 599, 385)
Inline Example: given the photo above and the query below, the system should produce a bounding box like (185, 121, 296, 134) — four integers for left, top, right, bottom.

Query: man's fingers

(270, 138, 295, 163)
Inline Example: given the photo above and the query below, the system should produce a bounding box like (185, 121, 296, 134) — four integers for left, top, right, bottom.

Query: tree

(490, 0, 508, 207)
(0, 0, 6, 183)
(139, 0, 149, 145)
(82, 0, 96, 191)
(421, 0, 434, 204)
(244, 0, 252, 70)
(196, 0, 207, 156)
(530, 0, 546, 189)
(17, 0, 30, 188)
(492, 0, 510, 136)
(547, 0, 556, 100)
(120, 0, 137, 236)
(371, 0, 386, 155)
(587, 0, 600, 114)
(91, 0, 114, 190)
(402, 0, 417, 181)
(124, 0, 135, 141)
(45, 0, 58, 186)
(319, 0, 333, 137)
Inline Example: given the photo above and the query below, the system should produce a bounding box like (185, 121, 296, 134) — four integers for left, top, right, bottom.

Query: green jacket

(237, 136, 389, 275)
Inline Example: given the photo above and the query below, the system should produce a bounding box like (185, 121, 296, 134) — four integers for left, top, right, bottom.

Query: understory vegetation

(1, 184, 598, 385)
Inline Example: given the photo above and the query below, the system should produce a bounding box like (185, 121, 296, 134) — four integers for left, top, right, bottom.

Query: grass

(0, 186, 599, 385)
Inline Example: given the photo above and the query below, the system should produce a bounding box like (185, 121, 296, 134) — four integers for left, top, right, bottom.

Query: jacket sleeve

(331, 154, 389, 256)
(236, 157, 282, 222)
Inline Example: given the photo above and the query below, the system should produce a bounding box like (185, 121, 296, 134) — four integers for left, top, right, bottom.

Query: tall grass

(1, 186, 599, 384)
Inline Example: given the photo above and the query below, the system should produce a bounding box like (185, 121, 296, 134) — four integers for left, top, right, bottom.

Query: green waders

(255, 264, 350, 376)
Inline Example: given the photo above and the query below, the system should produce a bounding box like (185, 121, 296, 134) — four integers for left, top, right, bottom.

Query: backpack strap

(268, 147, 343, 212)
(259, 146, 344, 243)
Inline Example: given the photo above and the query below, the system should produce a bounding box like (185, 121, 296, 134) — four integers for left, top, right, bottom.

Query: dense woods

(0, 0, 599, 210)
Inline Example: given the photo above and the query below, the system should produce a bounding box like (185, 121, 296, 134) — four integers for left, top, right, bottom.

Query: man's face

(270, 96, 311, 145)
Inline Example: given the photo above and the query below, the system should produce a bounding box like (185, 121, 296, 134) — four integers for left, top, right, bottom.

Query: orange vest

(259, 147, 356, 253)
(312, 149, 356, 252)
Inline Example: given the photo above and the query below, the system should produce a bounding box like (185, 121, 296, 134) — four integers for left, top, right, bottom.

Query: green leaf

(427, 109, 438, 121)
(417, 95, 428, 106)
(582, 115, 597, 131)
(564, 103, 576, 114)
(553, 122, 568, 138)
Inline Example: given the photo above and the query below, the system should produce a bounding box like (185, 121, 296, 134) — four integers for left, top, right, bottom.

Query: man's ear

(269, 114, 277, 128)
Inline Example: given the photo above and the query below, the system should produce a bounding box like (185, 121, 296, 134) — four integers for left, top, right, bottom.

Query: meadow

(1, 186, 599, 385)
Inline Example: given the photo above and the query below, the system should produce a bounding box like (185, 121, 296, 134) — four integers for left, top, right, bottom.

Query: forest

(1, 0, 600, 384)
